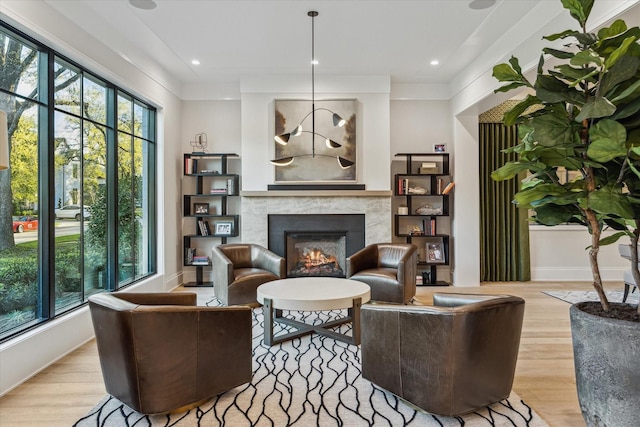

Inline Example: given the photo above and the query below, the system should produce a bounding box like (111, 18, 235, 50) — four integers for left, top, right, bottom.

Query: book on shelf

(421, 162, 437, 168)
(210, 188, 228, 194)
(185, 247, 195, 264)
(397, 177, 409, 195)
(198, 219, 208, 235)
(442, 182, 455, 195)
(226, 178, 235, 195)
(422, 218, 437, 236)
(184, 158, 198, 175)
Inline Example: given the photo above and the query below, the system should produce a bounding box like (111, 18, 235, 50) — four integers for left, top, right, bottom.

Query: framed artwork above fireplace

(273, 99, 357, 183)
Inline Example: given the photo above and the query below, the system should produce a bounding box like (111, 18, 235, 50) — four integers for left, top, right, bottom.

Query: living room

(1, 0, 640, 425)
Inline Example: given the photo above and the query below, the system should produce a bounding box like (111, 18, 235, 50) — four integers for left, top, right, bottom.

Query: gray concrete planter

(570, 302, 640, 427)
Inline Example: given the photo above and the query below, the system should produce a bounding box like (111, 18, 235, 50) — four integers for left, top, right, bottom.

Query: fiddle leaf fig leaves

(490, 0, 640, 312)
(561, 0, 594, 28)
(575, 97, 616, 122)
(587, 119, 627, 162)
(530, 114, 578, 147)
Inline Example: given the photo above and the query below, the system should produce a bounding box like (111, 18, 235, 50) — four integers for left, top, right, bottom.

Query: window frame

(0, 20, 158, 342)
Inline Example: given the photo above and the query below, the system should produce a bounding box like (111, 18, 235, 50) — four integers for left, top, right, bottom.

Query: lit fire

(302, 248, 338, 269)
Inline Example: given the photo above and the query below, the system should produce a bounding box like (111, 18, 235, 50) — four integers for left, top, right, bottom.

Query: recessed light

(311, 60, 319, 65)
(191, 59, 201, 65)
(469, 0, 496, 10)
(129, 0, 157, 10)
(430, 60, 440, 66)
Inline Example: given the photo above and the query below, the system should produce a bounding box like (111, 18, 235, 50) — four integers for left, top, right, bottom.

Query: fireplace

(268, 214, 365, 278)
(286, 232, 346, 277)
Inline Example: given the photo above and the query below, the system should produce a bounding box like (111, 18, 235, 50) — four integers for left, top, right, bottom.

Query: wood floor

(0, 280, 620, 426)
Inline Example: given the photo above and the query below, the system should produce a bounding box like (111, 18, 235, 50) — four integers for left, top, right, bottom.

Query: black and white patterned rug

(74, 303, 548, 427)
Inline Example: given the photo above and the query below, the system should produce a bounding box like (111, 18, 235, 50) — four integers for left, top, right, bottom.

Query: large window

(0, 23, 157, 341)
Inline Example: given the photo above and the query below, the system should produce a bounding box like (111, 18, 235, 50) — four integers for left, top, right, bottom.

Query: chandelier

(270, 11, 354, 170)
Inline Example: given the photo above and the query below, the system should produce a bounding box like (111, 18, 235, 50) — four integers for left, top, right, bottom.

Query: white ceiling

(24, 0, 640, 97)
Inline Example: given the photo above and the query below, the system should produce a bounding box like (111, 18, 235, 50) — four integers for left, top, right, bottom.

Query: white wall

(0, 1, 183, 395)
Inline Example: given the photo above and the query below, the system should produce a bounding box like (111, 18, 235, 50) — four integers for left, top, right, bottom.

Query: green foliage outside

(0, 235, 85, 333)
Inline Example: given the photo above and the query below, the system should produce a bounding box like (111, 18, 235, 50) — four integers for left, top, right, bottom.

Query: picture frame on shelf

(193, 203, 209, 215)
(215, 221, 233, 236)
(426, 242, 445, 263)
(434, 143, 446, 153)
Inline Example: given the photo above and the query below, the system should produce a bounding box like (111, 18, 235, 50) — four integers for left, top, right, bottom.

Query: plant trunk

(585, 208, 610, 311)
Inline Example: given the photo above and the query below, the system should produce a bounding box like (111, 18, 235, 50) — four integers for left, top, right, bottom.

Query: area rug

(74, 303, 548, 427)
(543, 290, 639, 305)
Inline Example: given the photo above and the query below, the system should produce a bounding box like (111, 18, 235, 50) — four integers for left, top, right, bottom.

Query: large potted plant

(490, 0, 640, 425)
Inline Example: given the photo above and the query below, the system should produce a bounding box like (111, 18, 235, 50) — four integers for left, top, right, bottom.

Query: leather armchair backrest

(220, 244, 252, 269)
(377, 243, 414, 268)
(361, 293, 525, 416)
(88, 292, 252, 414)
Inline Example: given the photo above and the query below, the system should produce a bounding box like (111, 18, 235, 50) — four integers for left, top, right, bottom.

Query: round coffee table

(256, 277, 371, 346)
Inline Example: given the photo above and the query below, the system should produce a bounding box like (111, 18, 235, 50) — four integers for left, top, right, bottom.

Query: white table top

(256, 277, 371, 311)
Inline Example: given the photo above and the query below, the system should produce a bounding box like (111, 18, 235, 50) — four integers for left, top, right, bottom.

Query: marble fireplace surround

(240, 190, 392, 249)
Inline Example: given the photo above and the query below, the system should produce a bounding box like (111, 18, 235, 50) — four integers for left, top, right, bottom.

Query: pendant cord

(310, 11, 316, 158)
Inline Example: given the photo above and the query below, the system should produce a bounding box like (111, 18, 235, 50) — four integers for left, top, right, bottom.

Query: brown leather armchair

(211, 243, 285, 306)
(360, 293, 525, 417)
(346, 243, 417, 304)
(88, 292, 252, 414)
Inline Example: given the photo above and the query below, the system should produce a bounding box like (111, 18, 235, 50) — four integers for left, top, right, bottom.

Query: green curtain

(479, 123, 531, 281)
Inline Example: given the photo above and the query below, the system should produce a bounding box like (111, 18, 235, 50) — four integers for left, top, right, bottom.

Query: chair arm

(395, 245, 417, 286)
(112, 292, 197, 306)
(211, 246, 235, 285)
(346, 245, 378, 277)
(253, 246, 286, 278)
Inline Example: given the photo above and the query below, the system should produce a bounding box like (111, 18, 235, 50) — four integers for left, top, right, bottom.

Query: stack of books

(192, 255, 209, 266)
(210, 188, 227, 194)
(422, 218, 437, 236)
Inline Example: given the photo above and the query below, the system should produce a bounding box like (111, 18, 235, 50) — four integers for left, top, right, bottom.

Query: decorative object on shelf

(270, 11, 356, 181)
(0, 110, 9, 170)
(410, 226, 423, 236)
(416, 204, 442, 216)
(419, 161, 439, 174)
(434, 144, 446, 153)
(398, 205, 408, 215)
(190, 133, 208, 153)
(407, 186, 427, 194)
(193, 203, 209, 215)
(215, 221, 233, 236)
(427, 242, 445, 263)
